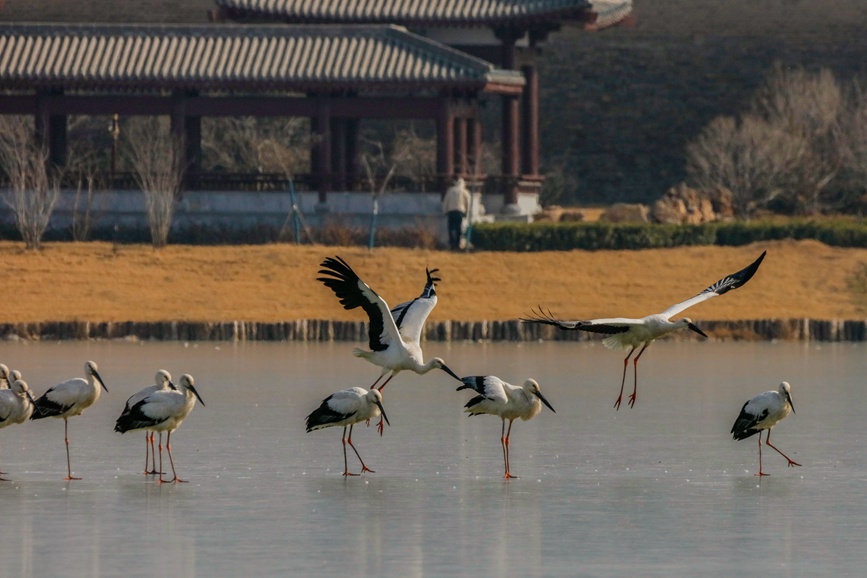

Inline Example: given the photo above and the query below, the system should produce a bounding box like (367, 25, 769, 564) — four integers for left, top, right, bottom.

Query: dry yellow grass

(1, 239, 865, 324)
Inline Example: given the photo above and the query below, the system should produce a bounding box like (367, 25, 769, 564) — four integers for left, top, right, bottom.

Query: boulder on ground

(650, 182, 718, 224)
(599, 203, 649, 223)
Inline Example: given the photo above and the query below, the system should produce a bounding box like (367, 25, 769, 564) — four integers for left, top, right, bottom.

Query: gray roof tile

(216, 0, 633, 29)
(0, 23, 524, 93)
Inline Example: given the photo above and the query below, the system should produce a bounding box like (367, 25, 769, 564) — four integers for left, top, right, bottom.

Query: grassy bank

(2, 239, 865, 325)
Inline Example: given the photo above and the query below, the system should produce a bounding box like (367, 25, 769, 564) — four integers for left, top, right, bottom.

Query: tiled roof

(0, 23, 524, 93)
(216, 0, 633, 29)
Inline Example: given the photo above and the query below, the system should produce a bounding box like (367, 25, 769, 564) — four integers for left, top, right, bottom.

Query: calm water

(0, 339, 864, 577)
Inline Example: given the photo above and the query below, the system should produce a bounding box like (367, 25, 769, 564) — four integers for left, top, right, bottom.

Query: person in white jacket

(442, 177, 471, 250)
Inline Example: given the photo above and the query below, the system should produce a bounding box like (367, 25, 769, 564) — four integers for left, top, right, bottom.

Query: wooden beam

(437, 99, 455, 193)
(316, 97, 332, 202)
(521, 63, 540, 177)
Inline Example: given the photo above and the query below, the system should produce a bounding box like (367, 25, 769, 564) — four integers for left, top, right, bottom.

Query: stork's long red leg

(614, 347, 636, 410)
(341, 426, 358, 476)
(766, 429, 801, 468)
(347, 425, 375, 473)
(503, 420, 517, 479)
(755, 433, 768, 477)
(64, 419, 81, 481)
(628, 342, 650, 408)
(159, 431, 187, 483)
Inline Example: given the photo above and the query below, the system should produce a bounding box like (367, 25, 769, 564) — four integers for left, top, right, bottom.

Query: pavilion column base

(500, 203, 522, 215)
(314, 201, 332, 213)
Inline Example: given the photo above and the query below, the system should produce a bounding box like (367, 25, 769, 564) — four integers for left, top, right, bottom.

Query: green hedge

(471, 219, 867, 251)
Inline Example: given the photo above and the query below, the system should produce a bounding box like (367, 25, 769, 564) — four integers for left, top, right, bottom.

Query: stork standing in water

(457, 376, 555, 479)
(523, 251, 766, 409)
(115, 374, 205, 484)
(116, 369, 175, 475)
(731, 381, 800, 476)
(30, 361, 108, 480)
(0, 380, 36, 480)
(306, 387, 390, 476)
(317, 256, 461, 433)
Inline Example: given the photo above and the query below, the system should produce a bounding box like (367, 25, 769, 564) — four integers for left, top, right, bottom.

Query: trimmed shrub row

(471, 219, 867, 251)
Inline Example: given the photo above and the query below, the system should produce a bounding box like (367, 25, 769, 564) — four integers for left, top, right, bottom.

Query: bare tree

(0, 115, 60, 249)
(685, 114, 808, 219)
(65, 142, 106, 242)
(391, 125, 436, 191)
(752, 65, 845, 214)
(838, 86, 867, 212)
(200, 117, 310, 179)
(123, 117, 184, 248)
(360, 140, 398, 249)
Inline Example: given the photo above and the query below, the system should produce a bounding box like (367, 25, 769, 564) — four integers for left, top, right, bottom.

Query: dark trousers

(447, 211, 465, 250)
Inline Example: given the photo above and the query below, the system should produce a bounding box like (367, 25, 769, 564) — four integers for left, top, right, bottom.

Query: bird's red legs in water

(755, 429, 802, 476)
(341, 425, 374, 476)
(145, 432, 162, 475)
(502, 419, 518, 479)
(158, 431, 187, 484)
(63, 419, 81, 481)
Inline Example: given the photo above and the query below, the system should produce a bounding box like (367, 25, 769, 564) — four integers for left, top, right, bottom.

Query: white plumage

(317, 256, 461, 390)
(732, 381, 800, 476)
(306, 387, 390, 476)
(457, 376, 555, 479)
(524, 251, 766, 409)
(115, 374, 204, 483)
(30, 360, 108, 480)
(0, 379, 36, 481)
(116, 369, 176, 475)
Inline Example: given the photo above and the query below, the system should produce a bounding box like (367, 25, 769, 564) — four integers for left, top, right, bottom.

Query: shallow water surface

(0, 340, 864, 576)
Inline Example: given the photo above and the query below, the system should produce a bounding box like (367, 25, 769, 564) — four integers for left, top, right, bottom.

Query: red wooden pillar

(501, 93, 520, 207)
(436, 98, 455, 194)
(521, 63, 540, 177)
(185, 115, 201, 188)
(170, 91, 188, 190)
(499, 34, 521, 209)
(332, 118, 347, 191)
(314, 97, 332, 204)
(346, 118, 360, 191)
(34, 90, 66, 167)
(455, 115, 468, 177)
(468, 116, 482, 175)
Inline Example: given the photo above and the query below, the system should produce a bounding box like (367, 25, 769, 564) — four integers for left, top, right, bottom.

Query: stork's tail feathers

(352, 348, 369, 359)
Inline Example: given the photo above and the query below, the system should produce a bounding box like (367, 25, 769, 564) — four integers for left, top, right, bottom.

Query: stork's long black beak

(687, 323, 708, 339)
(440, 364, 462, 383)
(26, 391, 37, 405)
(535, 390, 556, 413)
(169, 380, 178, 391)
(190, 385, 206, 407)
(787, 393, 796, 414)
(376, 401, 390, 427)
(94, 370, 109, 392)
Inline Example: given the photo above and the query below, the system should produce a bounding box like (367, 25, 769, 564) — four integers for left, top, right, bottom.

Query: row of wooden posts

(0, 318, 865, 342)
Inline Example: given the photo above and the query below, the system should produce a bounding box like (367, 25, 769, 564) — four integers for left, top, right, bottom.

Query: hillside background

(4, 0, 867, 208)
(539, 0, 867, 206)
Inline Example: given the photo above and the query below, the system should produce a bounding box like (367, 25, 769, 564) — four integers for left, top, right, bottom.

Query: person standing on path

(442, 177, 471, 250)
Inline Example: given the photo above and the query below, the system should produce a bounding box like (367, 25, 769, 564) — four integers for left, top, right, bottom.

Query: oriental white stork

(306, 386, 390, 476)
(0, 379, 36, 480)
(115, 374, 204, 484)
(457, 376, 555, 479)
(732, 381, 800, 476)
(30, 360, 108, 480)
(116, 369, 176, 475)
(523, 251, 766, 409)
